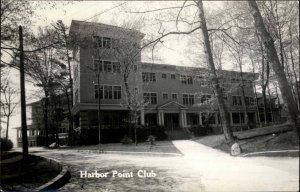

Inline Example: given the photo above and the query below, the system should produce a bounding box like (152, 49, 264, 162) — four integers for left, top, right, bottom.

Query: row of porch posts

(77, 110, 258, 130)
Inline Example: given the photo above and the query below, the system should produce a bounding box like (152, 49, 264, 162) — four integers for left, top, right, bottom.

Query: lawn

(1, 153, 61, 191)
(194, 125, 299, 156)
(60, 140, 182, 155)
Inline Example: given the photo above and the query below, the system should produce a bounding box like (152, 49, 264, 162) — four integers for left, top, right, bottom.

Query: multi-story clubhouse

(14, 20, 281, 146)
(69, 20, 275, 143)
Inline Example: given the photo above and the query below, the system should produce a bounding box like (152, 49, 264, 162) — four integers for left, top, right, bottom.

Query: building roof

(12, 124, 37, 130)
(69, 20, 145, 39)
(141, 62, 259, 80)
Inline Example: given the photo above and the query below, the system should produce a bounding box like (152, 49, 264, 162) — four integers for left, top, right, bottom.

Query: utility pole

(96, 43, 102, 150)
(19, 26, 28, 158)
(97, 72, 102, 148)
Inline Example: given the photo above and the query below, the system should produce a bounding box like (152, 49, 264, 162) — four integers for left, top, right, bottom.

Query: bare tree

(52, 20, 75, 145)
(12, 27, 67, 146)
(124, 0, 235, 142)
(0, 75, 18, 139)
(247, 0, 300, 138)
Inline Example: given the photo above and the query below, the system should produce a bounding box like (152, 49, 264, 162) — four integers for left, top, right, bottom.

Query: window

(245, 97, 254, 106)
(59, 127, 66, 133)
(171, 74, 176, 79)
(143, 93, 157, 104)
(183, 94, 194, 105)
(103, 37, 111, 48)
(113, 86, 121, 99)
(180, 75, 187, 84)
(162, 74, 167, 79)
(201, 95, 211, 103)
(112, 39, 120, 49)
(95, 85, 122, 100)
(142, 72, 149, 82)
(93, 36, 101, 48)
(103, 61, 112, 72)
(95, 85, 103, 99)
(112, 62, 120, 73)
(183, 94, 188, 105)
(189, 95, 195, 105)
(163, 93, 168, 99)
(150, 73, 156, 82)
(142, 72, 156, 82)
(232, 96, 242, 106)
(93, 36, 118, 49)
(94, 60, 120, 73)
(104, 85, 113, 99)
(187, 76, 193, 84)
(172, 93, 177, 100)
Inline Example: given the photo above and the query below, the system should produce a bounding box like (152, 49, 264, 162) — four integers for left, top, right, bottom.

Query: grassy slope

(60, 141, 182, 154)
(194, 126, 299, 155)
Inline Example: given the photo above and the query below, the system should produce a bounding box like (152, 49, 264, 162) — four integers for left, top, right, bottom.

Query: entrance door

(164, 113, 179, 130)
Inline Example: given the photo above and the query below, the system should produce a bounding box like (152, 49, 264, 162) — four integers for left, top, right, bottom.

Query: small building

(15, 97, 70, 147)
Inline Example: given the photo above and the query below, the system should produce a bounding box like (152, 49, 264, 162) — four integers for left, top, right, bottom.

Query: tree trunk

(248, 0, 300, 139)
(238, 68, 250, 129)
(43, 92, 49, 146)
(66, 47, 74, 145)
(275, 84, 282, 122)
(249, 47, 262, 127)
(123, 74, 134, 139)
(254, 83, 262, 127)
(19, 26, 28, 158)
(197, 0, 234, 142)
(65, 90, 74, 145)
(267, 85, 274, 123)
(289, 25, 300, 109)
(6, 116, 9, 140)
(257, 30, 269, 126)
(262, 86, 268, 125)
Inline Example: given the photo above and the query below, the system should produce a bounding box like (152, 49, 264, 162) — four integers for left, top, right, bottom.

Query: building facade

(15, 96, 69, 147)
(69, 20, 260, 143)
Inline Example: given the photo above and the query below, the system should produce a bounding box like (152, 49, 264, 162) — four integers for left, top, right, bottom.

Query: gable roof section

(157, 101, 187, 110)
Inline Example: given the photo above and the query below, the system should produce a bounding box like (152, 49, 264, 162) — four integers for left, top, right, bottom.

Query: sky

(3, 1, 245, 145)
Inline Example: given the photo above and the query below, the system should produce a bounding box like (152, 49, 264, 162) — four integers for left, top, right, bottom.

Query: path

(172, 140, 299, 191)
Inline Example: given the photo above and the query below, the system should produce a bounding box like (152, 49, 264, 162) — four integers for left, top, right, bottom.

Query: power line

(84, 2, 127, 22)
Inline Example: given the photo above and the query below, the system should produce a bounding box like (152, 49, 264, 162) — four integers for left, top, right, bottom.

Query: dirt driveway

(29, 140, 298, 191)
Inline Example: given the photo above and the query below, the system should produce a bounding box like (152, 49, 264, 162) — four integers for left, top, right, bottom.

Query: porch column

(157, 110, 164, 126)
(180, 110, 187, 128)
(198, 112, 202, 125)
(140, 109, 145, 126)
(230, 112, 233, 126)
(17, 129, 19, 139)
